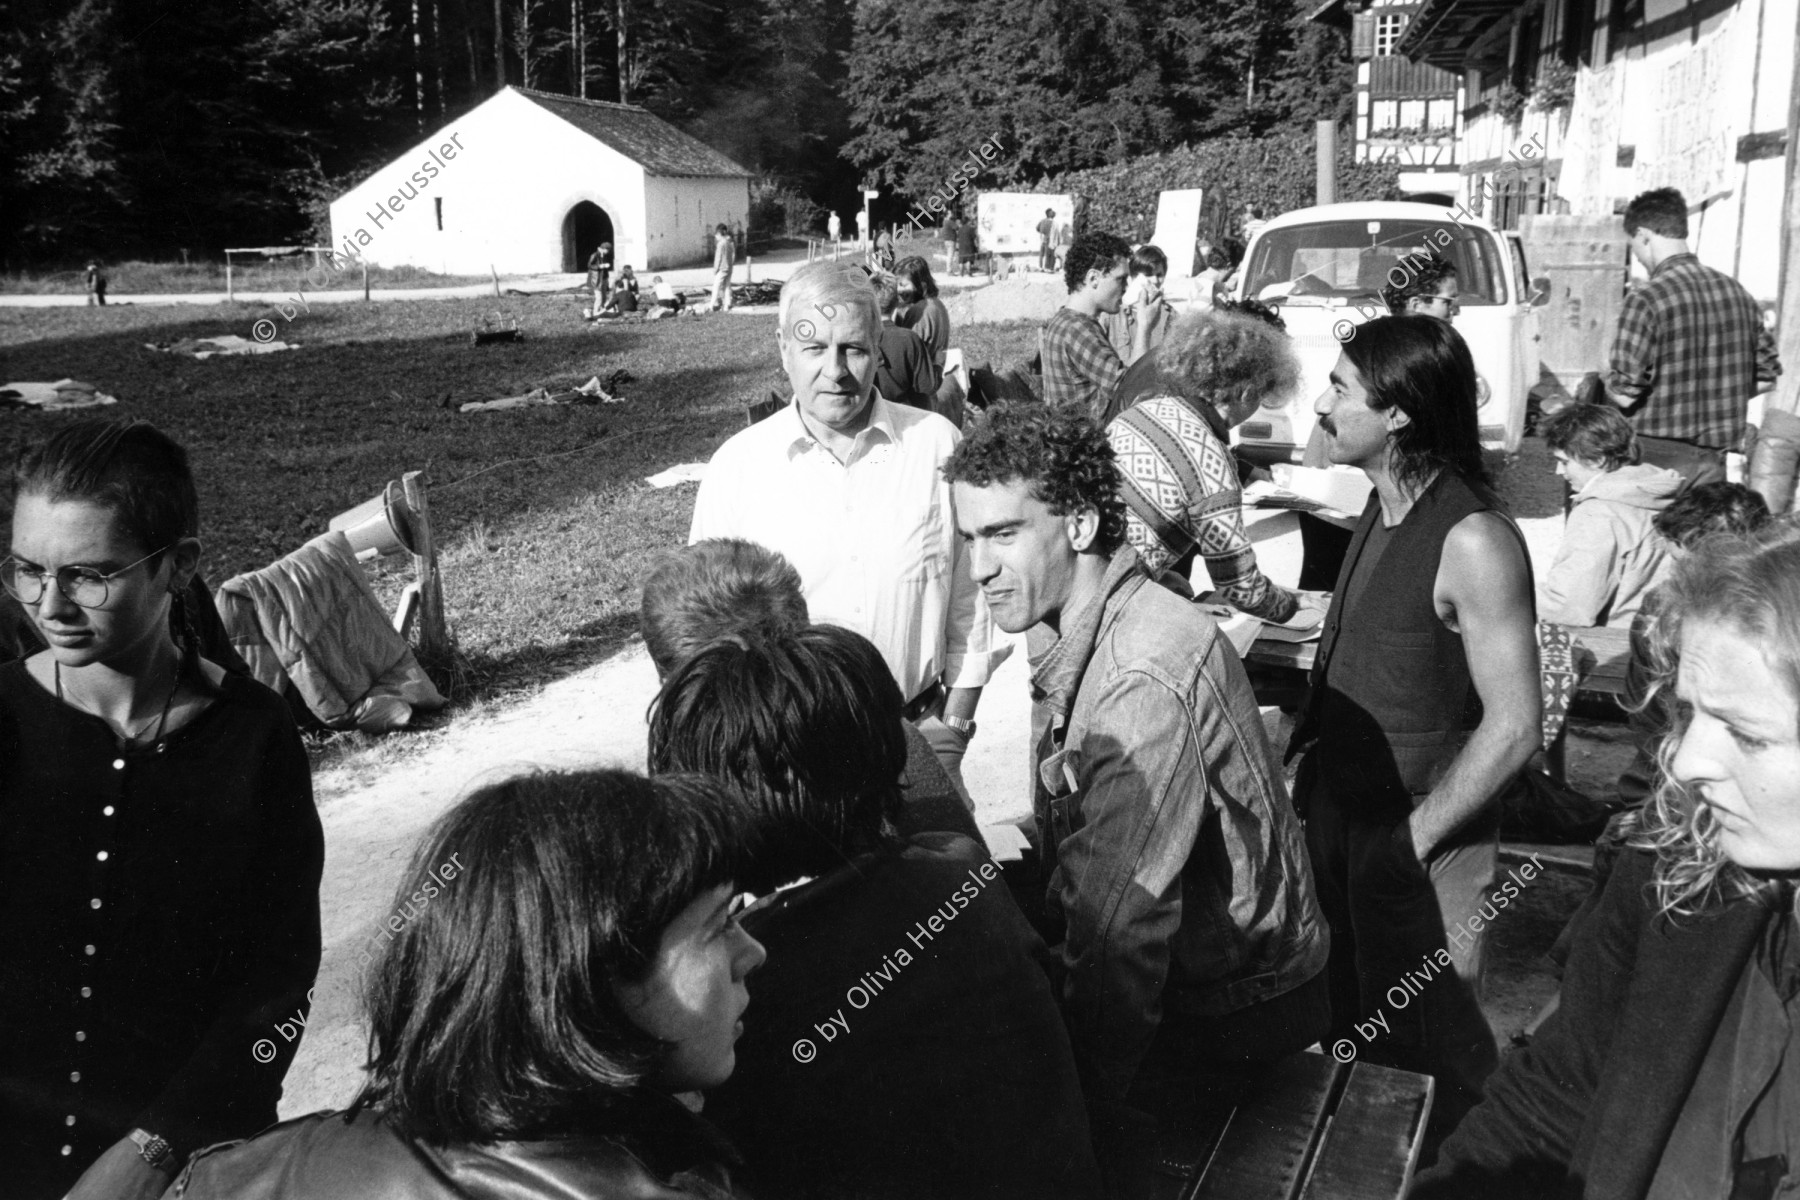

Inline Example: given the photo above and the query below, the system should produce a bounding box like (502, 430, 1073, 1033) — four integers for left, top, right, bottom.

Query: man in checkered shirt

(1604, 187, 1781, 485)
(1040, 232, 1140, 419)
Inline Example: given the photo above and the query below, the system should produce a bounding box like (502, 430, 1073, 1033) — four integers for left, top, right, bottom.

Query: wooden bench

(1143, 1051, 1433, 1199)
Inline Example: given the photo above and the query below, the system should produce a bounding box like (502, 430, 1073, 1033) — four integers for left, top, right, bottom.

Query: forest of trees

(0, 0, 1351, 263)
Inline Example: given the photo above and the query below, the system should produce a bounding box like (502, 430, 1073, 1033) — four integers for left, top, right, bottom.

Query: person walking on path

(1603, 187, 1781, 485)
(827, 211, 842, 250)
(85, 261, 107, 306)
(708, 225, 735, 313)
(1037, 209, 1056, 272)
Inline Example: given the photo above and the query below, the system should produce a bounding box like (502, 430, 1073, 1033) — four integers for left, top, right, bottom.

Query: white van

(1226, 201, 1545, 462)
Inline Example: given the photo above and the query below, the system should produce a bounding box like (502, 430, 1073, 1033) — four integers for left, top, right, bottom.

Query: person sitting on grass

(649, 624, 1101, 1200)
(649, 275, 684, 318)
(166, 768, 766, 1199)
(872, 277, 939, 411)
(639, 537, 978, 840)
(1537, 401, 1683, 629)
(611, 264, 640, 313)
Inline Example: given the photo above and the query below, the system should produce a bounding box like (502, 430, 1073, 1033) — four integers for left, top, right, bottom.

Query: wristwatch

(942, 714, 977, 739)
(128, 1127, 177, 1172)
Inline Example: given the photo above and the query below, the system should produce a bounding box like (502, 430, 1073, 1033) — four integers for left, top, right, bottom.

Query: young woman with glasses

(0, 418, 323, 1200)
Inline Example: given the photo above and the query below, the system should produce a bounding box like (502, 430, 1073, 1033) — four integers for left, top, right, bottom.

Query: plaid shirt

(1606, 253, 1780, 450)
(1041, 307, 1124, 419)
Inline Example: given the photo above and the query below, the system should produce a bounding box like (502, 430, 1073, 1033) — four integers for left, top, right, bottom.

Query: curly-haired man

(943, 402, 1327, 1186)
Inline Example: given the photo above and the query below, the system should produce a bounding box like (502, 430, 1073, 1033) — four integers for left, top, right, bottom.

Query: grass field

(0, 295, 1040, 707)
(2, 259, 499, 295)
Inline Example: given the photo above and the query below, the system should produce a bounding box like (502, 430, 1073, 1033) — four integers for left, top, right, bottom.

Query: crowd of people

(2, 180, 1795, 1200)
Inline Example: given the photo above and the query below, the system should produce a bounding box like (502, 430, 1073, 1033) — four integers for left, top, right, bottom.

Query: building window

(1372, 100, 1399, 131)
(1375, 13, 1405, 56)
(1399, 99, 1426, 129)
(1427, 99, 1455, 130)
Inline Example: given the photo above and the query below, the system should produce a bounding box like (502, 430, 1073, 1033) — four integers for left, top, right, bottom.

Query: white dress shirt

(689, 396, 1008, 699)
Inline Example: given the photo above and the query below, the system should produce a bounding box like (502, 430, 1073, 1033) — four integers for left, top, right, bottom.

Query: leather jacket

(1032, 547, 1328, 1102)
(164, 1101, 748, 1200)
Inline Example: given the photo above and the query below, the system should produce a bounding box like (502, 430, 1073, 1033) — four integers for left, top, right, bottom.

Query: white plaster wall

(642, 175, 749, 270)
(329, 88, 649, 275)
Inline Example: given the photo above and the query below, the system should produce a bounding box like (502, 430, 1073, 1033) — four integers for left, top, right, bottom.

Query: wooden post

(1745, 3, 1800, 511)
(225, 254, 234, 301)
(362, 261, 370, 302)
(400, 470, 451, 668)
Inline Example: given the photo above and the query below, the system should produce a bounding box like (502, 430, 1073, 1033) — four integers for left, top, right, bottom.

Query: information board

(1149, 189, 1207, 279)
(977, 193, 1074, 258)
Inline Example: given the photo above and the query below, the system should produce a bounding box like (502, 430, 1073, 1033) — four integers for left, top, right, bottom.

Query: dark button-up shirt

(0, 663, 322, 1199)
(1606, 252, 1781, 450)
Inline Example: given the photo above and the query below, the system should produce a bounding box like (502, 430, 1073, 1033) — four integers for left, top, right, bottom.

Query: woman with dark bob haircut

(649, 624, 1101, 1200)
(166, 768, 767, 1199)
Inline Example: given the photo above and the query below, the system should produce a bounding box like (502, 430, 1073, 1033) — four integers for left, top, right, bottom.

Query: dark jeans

(1636, 434, 1726, 485)
(1296, 753, 1500, 1159)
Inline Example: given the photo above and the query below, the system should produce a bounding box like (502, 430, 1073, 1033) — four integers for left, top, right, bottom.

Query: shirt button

(102, 806, 114, 817)
(80, 987, 91, 998)
(83, 945, 95, 956)
(112, 759, 124, 770)
(89, 898, 101, 909)
(69, 1071, 80, 1082)
(96, 851, 108, 862)
(60, 1146, 71, 1156)
(74, 1031, 85, 1041)
(65, 1115, 76, 1126)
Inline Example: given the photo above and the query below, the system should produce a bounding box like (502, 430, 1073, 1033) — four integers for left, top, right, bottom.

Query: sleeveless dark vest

(1299, 470, 1511, 821)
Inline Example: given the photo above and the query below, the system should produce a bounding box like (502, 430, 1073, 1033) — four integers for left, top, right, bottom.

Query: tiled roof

(517, 88, 753, 178)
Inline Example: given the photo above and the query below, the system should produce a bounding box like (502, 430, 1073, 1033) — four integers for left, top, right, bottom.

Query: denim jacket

(1032, 547, 1328, 1102)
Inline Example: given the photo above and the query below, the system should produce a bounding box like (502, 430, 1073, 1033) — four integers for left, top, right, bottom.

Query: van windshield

(1242, 218, 1509, 308)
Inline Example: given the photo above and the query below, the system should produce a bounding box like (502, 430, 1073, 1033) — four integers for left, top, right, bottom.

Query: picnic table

(1139, 1050, 1433, 1199)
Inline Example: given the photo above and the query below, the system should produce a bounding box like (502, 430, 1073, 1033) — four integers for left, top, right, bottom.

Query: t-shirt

(1037, 218, 1054, 246)
(653, 280, 676, 302)
(956, 224, 979, 256)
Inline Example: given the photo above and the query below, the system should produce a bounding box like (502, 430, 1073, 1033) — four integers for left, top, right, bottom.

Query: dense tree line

(0, 0, 851, 260)
(844, 0, 1352, 209)
(0, 0, 1350, 262)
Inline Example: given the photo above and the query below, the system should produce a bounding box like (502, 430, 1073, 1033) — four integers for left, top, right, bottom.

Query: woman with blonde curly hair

(1417, 522, 1800, 1198)
(1106, 304, 1325, 623)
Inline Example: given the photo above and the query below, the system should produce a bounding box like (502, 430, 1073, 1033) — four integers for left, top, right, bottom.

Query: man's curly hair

(942, 402, 1127, 553)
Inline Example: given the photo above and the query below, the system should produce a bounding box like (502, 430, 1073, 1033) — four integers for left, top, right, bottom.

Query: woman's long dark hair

(11, 417, 218, 688)
(355, 768, 747, 1142)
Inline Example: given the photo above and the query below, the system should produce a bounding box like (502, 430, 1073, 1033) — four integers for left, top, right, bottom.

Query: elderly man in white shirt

(690, 260, 1007, 795)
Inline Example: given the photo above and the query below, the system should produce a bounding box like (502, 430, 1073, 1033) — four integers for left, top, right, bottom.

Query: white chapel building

(329, 86, 753, 275)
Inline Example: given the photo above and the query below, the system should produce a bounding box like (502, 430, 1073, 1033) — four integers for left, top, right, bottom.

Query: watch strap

(942, 714, 976, 737)
(129, 1127, 177, 1172)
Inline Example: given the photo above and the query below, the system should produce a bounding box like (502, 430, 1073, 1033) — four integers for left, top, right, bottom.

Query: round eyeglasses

(1, 546, 170, 609)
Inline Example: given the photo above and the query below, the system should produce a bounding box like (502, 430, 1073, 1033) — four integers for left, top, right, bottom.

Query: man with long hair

(1290, 315, 1540, 1150)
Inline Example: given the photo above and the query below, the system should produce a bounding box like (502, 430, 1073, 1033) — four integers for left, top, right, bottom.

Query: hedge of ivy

(1038, 132, 1408, 245)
